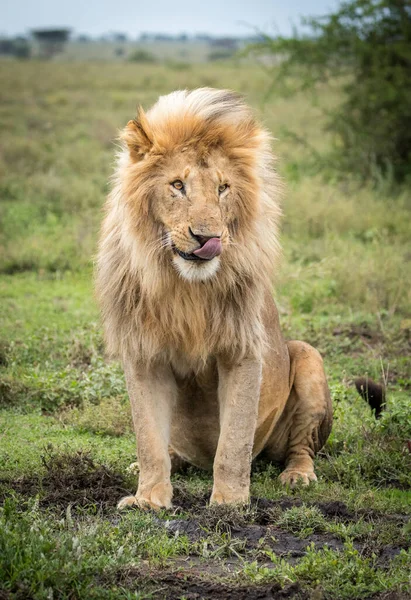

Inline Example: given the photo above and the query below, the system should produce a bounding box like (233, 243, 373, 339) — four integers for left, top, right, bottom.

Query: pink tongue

(193, 238, 222, 260)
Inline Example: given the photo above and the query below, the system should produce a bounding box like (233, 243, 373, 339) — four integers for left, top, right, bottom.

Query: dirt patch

(172, 488, 409, 526)
(171, 487, 305, 524)
(2, 469, 409, 572)
(234, 524, 344, 556)
(162, 519, 345, 564)
(68, 338, 102, 368)
(164, 489, 347, 559)
(175, 490, 401, 524)
(171, 486, 209, 513)
(386, 367, 411, 389)
(376, 545, 406, 566)
(331, 322, 411, 370)
(163, 518, 205, 542)
(165, 489, 410, 566)
(117, 567, 309, 600)
(316, 500, 355, 521)
(0, 448, 130, 511)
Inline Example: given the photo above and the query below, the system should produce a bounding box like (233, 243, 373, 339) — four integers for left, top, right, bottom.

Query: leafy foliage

(252, 0, 411, 182)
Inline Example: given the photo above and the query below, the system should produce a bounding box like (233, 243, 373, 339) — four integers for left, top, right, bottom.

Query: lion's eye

(218, 183, 229, 194)
(171, 180, 184, 191)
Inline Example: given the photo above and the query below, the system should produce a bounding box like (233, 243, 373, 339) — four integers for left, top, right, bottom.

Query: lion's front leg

(210, 356, 262, 505)
(118, 360, 176, 511)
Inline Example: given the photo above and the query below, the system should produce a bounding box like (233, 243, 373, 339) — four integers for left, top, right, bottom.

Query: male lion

(96, 88, 332, 510)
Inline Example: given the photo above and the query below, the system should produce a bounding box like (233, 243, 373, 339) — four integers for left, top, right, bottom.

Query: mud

(163, 489, 409, 567)
(116, 567, 309, 600)
(172, 487, 409, 527)
(164, 517, 344, 557)
(1, 454, 409, 586)
(0, 448, 129, 511)
(2, 460, 409, 536)
(1, 457, 410, 600)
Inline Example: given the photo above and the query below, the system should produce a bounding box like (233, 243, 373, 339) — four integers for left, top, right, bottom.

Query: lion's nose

(189, 227, 222, 247)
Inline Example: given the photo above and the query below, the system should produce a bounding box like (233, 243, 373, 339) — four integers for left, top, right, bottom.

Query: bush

(251, 0, 411, 182)
(128, 48, 157, 63)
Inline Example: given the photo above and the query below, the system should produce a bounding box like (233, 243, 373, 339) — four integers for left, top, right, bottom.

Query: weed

(277, 505, 328, 538)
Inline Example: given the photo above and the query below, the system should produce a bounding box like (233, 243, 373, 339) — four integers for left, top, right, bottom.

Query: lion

(96, 88, 332, 510)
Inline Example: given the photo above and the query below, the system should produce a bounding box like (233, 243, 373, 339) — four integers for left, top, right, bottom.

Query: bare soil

(2, 452, 410, 600)
(0, 448, 129, 511)
(115, 567, 309, 600)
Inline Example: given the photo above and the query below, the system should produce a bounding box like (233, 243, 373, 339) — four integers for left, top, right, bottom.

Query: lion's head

(98, 88, 282, 362)
(116, 88, 280, 283)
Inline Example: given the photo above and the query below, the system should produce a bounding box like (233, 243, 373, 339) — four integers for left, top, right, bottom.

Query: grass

(0, 59, 410, 599)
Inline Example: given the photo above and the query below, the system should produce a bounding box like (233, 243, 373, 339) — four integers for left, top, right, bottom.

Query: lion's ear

(121, 108, 153, 161)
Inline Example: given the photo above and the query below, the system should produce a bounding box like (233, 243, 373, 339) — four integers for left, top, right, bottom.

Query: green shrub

(250, 0, 411, 182)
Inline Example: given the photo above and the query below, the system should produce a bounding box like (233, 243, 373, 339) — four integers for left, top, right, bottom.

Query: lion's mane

(96, 88, 282, 370)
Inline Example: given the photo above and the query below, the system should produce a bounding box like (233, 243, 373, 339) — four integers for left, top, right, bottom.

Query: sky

(1, 0, 339, 38)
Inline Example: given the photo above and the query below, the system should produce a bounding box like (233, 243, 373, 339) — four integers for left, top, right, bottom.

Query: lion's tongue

(193, 238, 222, 260)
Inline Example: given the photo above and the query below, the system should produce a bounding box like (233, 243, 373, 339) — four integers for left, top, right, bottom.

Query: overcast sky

(2, 0, 339, 37)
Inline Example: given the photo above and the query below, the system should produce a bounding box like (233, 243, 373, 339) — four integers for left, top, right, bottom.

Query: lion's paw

(117, 495, 139, 510)
(279, 469, 317, 488)
(149, 482, 173, 509)
(117, 482, 173, 511)
(210, 489, 249, 505)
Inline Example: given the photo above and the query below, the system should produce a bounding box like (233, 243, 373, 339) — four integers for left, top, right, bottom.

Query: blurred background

(2, 0, 337, 61)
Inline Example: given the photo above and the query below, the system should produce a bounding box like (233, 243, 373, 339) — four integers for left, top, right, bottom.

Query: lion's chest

(135, 280, 263, 366)
(139, 292, 228, 362)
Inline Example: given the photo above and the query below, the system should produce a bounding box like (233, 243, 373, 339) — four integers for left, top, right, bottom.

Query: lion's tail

(354, 377, 386, 419)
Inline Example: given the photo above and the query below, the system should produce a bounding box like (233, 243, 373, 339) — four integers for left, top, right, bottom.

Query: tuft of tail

(354, 377, 386, 419)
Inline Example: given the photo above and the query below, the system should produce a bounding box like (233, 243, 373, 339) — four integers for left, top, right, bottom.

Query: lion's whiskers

(146, 234, 171, 257)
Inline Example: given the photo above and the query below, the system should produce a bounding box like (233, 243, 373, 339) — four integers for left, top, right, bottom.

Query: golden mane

(96, 88, 282, 370)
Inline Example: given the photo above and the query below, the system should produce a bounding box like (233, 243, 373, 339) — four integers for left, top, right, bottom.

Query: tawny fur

(96, 88, 332, 510)
(97, 89, 280, 368)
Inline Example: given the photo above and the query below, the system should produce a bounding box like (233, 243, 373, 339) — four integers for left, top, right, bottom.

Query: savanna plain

(0, 60, 410, 599)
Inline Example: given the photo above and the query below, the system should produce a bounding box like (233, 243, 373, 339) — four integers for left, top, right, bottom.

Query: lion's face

(152, 148, 238, 282)
(119, 89, 271, 284)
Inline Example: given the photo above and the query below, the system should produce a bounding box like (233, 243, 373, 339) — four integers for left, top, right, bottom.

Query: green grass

(0, 59, 410, 599)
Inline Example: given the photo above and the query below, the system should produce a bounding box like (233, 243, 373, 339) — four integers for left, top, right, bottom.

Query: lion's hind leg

(266, 341, 332, 488)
